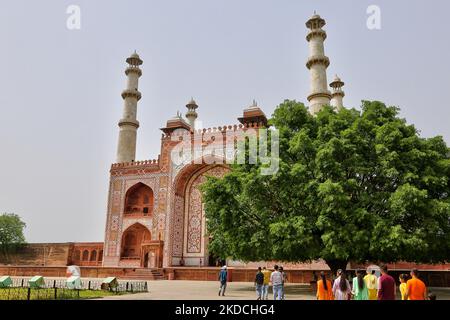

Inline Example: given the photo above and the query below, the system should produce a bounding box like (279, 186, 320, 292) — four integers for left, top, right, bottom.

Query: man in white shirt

(270, 265, 283, 300)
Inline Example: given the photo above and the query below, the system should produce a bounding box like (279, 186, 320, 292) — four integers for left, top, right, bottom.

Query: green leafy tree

(0, 213, 26, 261)
(202, 100, 450, 273)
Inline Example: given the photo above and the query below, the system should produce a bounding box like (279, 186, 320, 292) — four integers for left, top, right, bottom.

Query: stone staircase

(122, 268, 166, 280)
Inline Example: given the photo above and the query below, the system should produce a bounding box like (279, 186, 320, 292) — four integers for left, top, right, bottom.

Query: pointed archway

(120, 223, 151, 260)
(167, 162, 230, 266)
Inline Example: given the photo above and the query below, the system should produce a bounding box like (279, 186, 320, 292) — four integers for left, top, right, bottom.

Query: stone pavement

(97, 280, 450, 300)
(99, 280, 313, 300)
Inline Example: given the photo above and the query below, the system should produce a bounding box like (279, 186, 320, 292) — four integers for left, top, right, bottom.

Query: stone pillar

(306, 14, 331, 115)
(330, 75, 345, 111)
(116, 52, 143, 163)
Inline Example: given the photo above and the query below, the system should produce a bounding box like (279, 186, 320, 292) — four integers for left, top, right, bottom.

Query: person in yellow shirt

(405, 269, 427, 300)
(399, 274, 408, 300)
(261, 267, 271, 300)
(364, 269, 378, 300)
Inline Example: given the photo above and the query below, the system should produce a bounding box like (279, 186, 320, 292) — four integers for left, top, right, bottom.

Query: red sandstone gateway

(0, 14, 448, 285)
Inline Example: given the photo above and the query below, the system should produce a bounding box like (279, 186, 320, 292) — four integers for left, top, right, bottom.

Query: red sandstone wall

(165, 267, 332, 284)
(349, 261, 450, 271)
(71, 242, 104, 266)
(0, 243, 72, 266)
(228, 260, 330, 270)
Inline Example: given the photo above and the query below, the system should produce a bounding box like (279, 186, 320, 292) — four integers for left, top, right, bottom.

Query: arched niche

(120, 223, 152, 259)
(90, 250, 97, 261)
(124, 183, 154, 216)
(82, 250, 89, 261)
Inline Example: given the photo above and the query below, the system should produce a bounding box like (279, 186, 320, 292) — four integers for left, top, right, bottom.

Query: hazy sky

(0, 0, 449, 243)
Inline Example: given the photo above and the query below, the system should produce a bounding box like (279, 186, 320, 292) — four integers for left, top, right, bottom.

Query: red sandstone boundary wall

(164, 267, 331, 284)
(0, 243, 72, 266)
(165, 267, 450, 287)
(1, 266, 448, 287)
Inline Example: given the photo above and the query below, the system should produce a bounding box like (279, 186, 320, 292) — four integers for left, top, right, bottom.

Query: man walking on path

(377, 265, 396, 300)
(405, 269, 428, 300)
(279, 266, 287, 300)
(270, 265, 283, 300)
(218, 266, 227, 296)
(254, 267, 265, 300)
(262, 267, 271, 300)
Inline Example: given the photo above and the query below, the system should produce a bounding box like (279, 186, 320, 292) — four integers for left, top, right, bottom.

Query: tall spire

(330, 75, 345, 110)
(116, 52, 143, 163)
(185, 97, 198, 129)
(305, 13, 331, 115)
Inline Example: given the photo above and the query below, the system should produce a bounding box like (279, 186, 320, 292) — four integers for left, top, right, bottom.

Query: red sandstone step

(119, 268, 166, 280)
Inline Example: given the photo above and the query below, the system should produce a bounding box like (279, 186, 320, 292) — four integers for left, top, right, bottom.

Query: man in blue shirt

(218, 265, 228, 296)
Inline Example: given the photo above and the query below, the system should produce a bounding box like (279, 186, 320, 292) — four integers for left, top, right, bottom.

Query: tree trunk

(325, 259, 349, 276)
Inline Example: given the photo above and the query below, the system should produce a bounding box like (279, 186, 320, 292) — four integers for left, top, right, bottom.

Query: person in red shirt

(405, 269, 428, 300)
(377, 264, 396, 300)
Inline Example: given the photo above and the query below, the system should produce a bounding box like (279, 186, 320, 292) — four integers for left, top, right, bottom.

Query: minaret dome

(330, 75, 345, 111)
(185, 98, 199, 129)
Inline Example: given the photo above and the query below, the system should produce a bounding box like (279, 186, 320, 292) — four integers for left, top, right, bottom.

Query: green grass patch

(0, 287, 128, 300)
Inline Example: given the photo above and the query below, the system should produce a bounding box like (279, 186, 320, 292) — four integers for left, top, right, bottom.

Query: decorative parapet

(162, 122, 266, 139)
(331, 90, 345, 98)
(306, 55, 330, 69)
(307, 91, 332, 102)
(306, 29, 327, 41)
(125, 66, 142, 77)
(111, 158, 160, 169)
(118, 119, 140, 128)
(121, 89, 142, 101)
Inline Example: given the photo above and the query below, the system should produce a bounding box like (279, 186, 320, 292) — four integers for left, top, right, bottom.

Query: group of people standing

(317, 265, 432, 300)
(254, 265, 287, 300)
(219, 264, 432, 300)
(221, 264, 287, 299)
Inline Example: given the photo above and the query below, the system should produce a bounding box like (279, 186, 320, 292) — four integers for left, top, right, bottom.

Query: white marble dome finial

(126, 51, 143, 66)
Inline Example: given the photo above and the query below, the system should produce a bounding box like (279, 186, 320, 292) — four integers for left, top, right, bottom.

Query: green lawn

(0, 287, 128, 300)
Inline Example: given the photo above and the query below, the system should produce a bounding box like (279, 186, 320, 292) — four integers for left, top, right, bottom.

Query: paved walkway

(98, 280, 450, 300)
(99, 280, 313, 300)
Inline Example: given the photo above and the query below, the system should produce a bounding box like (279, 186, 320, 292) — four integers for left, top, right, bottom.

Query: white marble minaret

(116, 52, 143, 163)
(306, 13, 331, 115)
(185, 98, 198, 129)
(330, 75, 345, 110)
